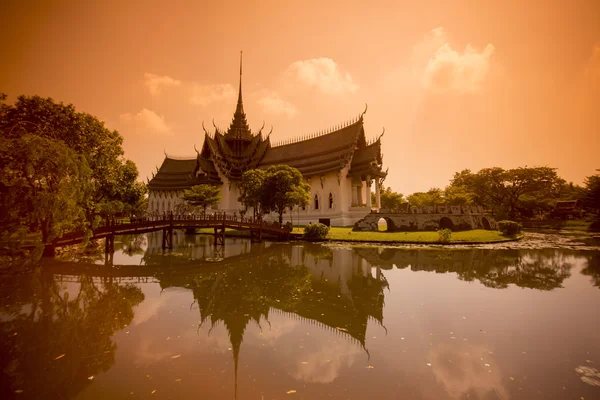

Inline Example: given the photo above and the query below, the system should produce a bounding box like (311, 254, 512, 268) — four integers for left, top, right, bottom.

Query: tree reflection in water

(0, 269, 144, 399)
(582, 252, 600, 288)
(354, 247, 574, 290)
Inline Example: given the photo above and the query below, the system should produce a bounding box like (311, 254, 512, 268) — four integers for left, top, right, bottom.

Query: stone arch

(377, 217, 396, 231)
(314, 193, 320, 210)
(482, 217, 491, 230)
(439, 216, 454, 231)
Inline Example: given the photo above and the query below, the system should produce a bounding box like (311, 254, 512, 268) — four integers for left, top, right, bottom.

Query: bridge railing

(97, 212, 290, 232)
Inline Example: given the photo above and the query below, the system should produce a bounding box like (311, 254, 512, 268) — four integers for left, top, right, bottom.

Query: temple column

(375, 179, 381, 209)
(366, 175, 372, 209)
(352, 183, 358, 205)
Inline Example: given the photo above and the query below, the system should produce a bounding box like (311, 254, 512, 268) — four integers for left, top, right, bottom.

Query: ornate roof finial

(194, 144, 199, 154)
(237, 51, 243, 113)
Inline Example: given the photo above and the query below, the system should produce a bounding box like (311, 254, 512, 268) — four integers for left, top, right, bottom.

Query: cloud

(257, 92, 297, 117)
(189, 83, 236, 107)
(144, 73, 181, 96)
(428, 343, 508, 400)
(286, 58, 359, 94)
(120, 108, 172, 135)
(421, 27, 496, 93)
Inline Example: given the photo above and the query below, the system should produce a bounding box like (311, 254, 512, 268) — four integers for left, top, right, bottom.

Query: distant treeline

(374, 166, 600, 222)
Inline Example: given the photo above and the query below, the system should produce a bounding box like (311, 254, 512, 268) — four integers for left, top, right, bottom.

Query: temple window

(329, 193, 334, 209)
(314, 194, 320, 210)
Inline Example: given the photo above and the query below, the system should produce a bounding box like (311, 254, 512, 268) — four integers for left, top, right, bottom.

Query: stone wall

(353, 206, 497, 232)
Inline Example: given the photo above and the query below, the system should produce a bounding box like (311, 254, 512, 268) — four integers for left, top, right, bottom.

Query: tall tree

(0, 95, 145, 221)
(449, 167, 564, 218)
(581, 170, 600, 218)
(182, 184, 222, 214)
(262, 165, 309, 225)
(372, 185, 405, 209)
(238, 169, 267, 219)
(0, 134, 91, 244)
(407, 188, 444, 207)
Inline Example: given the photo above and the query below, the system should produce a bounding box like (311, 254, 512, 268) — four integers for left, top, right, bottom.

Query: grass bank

(323, 227, 518, 243)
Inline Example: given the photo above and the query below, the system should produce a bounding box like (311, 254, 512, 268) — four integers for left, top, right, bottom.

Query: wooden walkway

(44, 212, 291, 256)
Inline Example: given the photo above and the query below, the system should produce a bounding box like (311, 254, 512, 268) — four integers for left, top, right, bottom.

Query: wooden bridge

(44, 212, 292, 256)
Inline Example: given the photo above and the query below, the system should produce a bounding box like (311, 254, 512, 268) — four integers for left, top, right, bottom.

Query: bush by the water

(304, 223, 330, 239)
(437, 228, 452, 243)
(498, 220, 522, 235)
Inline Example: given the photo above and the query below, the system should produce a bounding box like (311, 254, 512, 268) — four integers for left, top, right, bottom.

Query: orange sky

(1, 0, 598, 194)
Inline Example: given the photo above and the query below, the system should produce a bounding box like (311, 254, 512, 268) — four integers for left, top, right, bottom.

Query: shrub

(303, 223, 330, 239)
(437, 228, 452, 243)
(498, 220, 522, 236)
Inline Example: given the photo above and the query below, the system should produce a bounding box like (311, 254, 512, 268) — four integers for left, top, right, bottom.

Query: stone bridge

(353, 204, 498, 232)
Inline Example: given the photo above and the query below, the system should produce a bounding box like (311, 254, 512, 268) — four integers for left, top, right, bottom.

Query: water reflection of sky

(1, 233, 599, 399)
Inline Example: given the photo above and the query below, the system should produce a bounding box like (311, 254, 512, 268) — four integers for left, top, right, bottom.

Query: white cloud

(189, 83, 236, 107)
(257, 92, 297, 117)
(420, 27, 496, 93)
(428, 343, 508, 400)
(286, 58, 359, 94)
(119, 108, 172, 135)
(144, 73, 181, 96)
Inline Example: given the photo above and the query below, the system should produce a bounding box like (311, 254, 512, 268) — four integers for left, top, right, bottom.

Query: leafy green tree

(287, 183, 311, 226)
(238, 169, 267, 219)
(262, 165, 309, 225)
(0, 134, 91, 244)
(0, 94, 145, 221)
(183, 184, 222, 214)
(372, 185, 405, 209)
(449, 167, 564, 218)
(444, 185, 473, 205)
(407, 188, 444, 207)
(581, 170, 600, 218)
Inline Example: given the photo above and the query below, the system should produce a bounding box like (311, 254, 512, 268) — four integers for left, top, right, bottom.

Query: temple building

(147, 54, 387, 226)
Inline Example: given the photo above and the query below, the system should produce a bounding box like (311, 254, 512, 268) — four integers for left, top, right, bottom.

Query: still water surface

(1, 233, 600, 399)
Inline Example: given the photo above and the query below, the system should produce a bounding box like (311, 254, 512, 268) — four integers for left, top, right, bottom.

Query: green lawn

(325, 227, 517, 243)
(195, 226, 518, 243)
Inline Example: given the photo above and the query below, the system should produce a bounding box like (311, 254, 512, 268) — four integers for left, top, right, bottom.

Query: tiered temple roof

(147, 53, 386, 190)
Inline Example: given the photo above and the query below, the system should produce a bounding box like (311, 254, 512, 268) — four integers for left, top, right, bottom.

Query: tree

(449, 166, 564, 218)
(238, 169, 267, 219)
(407, 188, 444, 207)
(443, 185, 473, 205)
(287, 183, 311, 227)
(0, 134, 91, 244)
(372, 185, 405, 209)
(581, 170, 600, 218)
(262, 165, 309, 225)
(0, 95, 145, 222)
(182, 184, 222, 214)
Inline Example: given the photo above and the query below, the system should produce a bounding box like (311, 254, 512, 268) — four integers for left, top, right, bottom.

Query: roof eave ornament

(362, 103, 368, 116)
(164, 149, 168, 157)
(257, 120, 265, 136)
(194, 144, 199, 155)
(202, 121, 210, 136)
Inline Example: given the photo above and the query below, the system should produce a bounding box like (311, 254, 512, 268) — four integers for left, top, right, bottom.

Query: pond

(1, 232, 599, 399)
